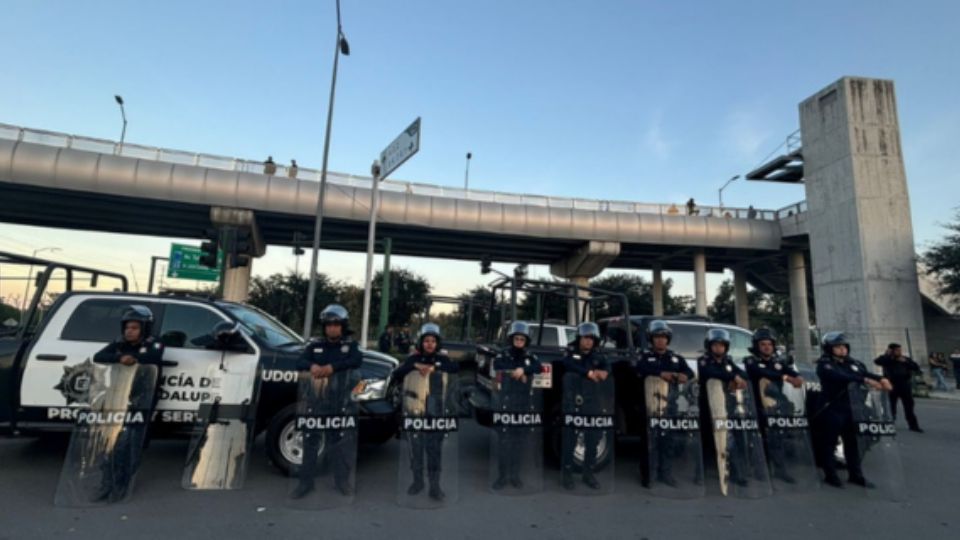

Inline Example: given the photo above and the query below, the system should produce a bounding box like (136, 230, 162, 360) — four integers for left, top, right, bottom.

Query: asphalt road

(1, 399, 958, 540)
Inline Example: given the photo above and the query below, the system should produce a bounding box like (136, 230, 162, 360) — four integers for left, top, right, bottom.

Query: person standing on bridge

(686, 198, 698, 216)
(874, 343, 923, 432)
(288, 159, 298, 178)
(263, 156, 276, 175)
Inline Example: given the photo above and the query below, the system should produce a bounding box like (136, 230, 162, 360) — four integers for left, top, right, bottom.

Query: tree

(247, 272, 341, 336)
(708, 278, 793, 343)
(369, 268, 432, 329)
(923, 210, 960, 308)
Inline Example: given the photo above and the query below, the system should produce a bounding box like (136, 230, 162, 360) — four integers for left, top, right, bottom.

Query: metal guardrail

(0, 122, 786, 220)
(776, 200, 808, 219)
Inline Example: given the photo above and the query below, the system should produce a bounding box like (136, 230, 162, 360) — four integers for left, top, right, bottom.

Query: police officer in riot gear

(744, 328, 804, 484)
(292, 304, 362, 499)
(874, 343, 923, 432)
(492, 321, 542, 490)
(90, 305, 165, 502)
(814, 332, 893, 488)
(561, 322, 610, 490)
(698, 328, 751, 487)
(637, 320, 695, 487)
(393, 323, 459, 501)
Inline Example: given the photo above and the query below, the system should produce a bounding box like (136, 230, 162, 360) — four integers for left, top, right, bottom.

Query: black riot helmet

(319, 304, 350, 333)
(120, 305, 154, 337)
(821, 331, 850, 355)
(750, 327, 778, 355)
(417, 322, 442, 351)
(575, 322, 601, 349)
(704, 328, 731, 354)
(646, 320, 673, 345)
(506, 321, 531, 347)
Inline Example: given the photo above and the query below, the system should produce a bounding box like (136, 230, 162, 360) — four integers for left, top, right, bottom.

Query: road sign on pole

(378, 117, 420, 181)
(167, 243, 221, 282)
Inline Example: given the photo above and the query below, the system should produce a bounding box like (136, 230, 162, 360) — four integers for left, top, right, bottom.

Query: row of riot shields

(53, 361, 904, 507)
(56, 359, 261, 507)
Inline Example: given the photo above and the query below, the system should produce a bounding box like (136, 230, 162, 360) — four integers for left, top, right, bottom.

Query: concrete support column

(693, 250, 707, 316)
(652, 263, 664, 316)
(788, 251, 812, 362)
(567, 276, 591, 325)
(733, 265, 750, 329)
(223, 263, 252, 303)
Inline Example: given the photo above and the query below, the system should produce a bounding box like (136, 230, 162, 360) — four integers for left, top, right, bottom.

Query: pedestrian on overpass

(874, 343, 923, 432)
(263, 156, 276, 175)
(288, 159, 298, 178)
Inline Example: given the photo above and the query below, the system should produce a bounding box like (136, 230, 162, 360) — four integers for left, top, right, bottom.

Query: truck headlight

(352, 378, 388, 402)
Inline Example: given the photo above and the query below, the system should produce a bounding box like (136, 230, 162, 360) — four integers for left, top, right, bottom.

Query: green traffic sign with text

(167, 243, 221, 281)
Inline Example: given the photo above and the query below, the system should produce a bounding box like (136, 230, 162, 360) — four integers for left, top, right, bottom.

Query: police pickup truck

(0, 290, 398, 475)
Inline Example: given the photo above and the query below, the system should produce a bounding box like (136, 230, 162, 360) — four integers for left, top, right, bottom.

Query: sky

(1, 0, 959, 307)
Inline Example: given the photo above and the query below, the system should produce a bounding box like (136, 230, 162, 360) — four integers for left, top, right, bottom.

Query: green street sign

(167, 243, 221, 282)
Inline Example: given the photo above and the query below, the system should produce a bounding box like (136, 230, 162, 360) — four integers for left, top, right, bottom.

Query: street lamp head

(466, 152, 472, 160)
(371, 159, 381, 179)
(339, 34, 350, 56)
(114, 95, 124, 106)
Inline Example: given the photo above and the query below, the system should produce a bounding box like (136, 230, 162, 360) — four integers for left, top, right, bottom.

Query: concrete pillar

(222, 263, 252, 303)
(567, 276, 590, 325)
(800, 77, 927, 363)
(733, 265, 749, 329)
(550, 241, 621, 325)
(788, 251, 812, 362)
(652, 263, 664, 316)
(693, 250, 707, 316)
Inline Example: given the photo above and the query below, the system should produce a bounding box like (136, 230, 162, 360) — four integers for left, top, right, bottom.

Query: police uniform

(637, 348, 694, 486)
(873, 353, 922, 431)
(492, 345, 542, 488)
(393, 348, 459, 499)
(814, 353, 882, 485)
(745, 353, 800, 482)
(295, 336, 362, 494)
(561, 344, 610, 486)
(698, 353, 750, 485)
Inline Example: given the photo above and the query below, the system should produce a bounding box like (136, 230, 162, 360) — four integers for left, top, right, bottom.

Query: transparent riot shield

(489, 369, 543, 495)
(757, 377, 819, 492)
(287, 369, 360, 509)
(55, 363, 158, 507)
(705, 379, 772, 498)
(560, 372, 615, 495)
(848, 384, 904, 501)
(644, 377, 704, 499)
(398, 370, 460, 508)
(182, 363, 260, 490)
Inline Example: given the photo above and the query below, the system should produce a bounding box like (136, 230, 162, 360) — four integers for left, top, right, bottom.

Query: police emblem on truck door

(53, 358, 96, 405)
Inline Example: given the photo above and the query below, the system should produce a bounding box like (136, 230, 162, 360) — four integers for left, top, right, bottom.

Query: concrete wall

(800, 77, 927, 364)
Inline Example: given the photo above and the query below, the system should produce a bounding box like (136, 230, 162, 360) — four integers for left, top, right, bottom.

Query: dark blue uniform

(296, 337, 363, 490)
(493, 346, 542, 485)
(814, 354, 882, 482)
(873, 354, 921, 430)
(394, 350, 459, 490)
(561, 346, 610, 478)
(637, 349, 694, 485)
(698, 354, 749, 484)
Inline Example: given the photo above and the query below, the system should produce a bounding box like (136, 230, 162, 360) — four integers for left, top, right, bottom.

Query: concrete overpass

(0, 77, 937, 363)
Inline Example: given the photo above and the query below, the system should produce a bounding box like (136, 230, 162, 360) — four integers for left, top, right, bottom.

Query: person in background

(874, 343, 923, 433)
(288, 159, 299, 178)
(747, 205, 758, 219)
(686, 198, 698, 216)
(263, 156, 277, 175)
(951, 348, 960, 390)
(378, 325, 395, 354)
(929, 352, 950, 391)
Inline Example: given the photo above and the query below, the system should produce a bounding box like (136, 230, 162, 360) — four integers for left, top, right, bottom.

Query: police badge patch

(54, 358, 96, 405)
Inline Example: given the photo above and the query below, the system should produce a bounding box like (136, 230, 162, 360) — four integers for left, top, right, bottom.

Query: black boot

(823, 474, 844, 488)
(774, 468, 796, 484)
(428, 472, 445, 501)
(848, 475, 875, 489)
(562, 471, 575, 490)
(582, 472, 600, 490)
(290, 480, 315, 499)
(492, 476, 508, 490)
(509, 474, 524, 489)
(407, 472, 425, 496)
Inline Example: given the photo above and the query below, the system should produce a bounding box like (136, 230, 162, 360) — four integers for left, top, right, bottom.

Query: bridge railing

(776, 200, 808, 219)
(0, 122, 782, 220)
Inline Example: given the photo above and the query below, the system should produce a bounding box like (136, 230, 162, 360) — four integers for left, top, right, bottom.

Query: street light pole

(464, 152, 472, 190)
(303, 0, 350, 339)
(114, 95, 127, 153)
(718, 174, 740, 208)
(360, 160, 383, 348)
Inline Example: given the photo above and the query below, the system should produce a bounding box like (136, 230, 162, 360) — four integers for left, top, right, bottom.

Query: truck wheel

(265, 403, 324, 476)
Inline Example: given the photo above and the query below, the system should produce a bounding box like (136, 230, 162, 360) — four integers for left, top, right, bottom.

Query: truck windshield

(222, 304, 304, 347)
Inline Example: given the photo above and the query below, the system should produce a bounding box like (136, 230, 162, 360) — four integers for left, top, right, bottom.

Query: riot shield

(489, 369, 543, 495)
(757, 377, 819, 492)
(644, 377, 704, 499)
(397, 370, 459, 508)
(848, 384, 904, 501)
(705, 379, 772, 498)
(560, 372, 615, 495)
(55, 363, 158, 507)
(182, 362, 260, 490)
(288, 369, 360, 509)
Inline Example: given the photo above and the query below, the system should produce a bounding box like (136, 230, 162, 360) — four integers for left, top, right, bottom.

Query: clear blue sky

(1, 0, 958, 302)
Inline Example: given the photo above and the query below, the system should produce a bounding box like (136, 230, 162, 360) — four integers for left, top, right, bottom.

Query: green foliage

(923, 210, 960, 307)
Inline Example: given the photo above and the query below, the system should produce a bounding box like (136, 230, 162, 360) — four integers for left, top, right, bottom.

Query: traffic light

(228, 229, 252, 269)
(199, 228, 220, 269)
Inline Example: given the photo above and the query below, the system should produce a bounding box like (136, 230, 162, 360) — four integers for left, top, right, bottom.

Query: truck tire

(265, 403, 311, 476)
